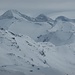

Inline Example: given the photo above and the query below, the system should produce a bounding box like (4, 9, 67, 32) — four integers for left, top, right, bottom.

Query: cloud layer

(0, 0, 75, 10)
(0, 0, 75, 16)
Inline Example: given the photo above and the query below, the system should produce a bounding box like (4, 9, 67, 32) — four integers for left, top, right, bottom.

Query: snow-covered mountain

(0, 10, 34, 29)
(0, 10, 53, 40)
(0, 28, 63, 75)
(55, 16, 75, 23)
(35, 14, 54, 26)
(37, 16, 75, 46)
(2, 10, 75, 42)
(0, 10, 75, 75)
(0, 10, 35, 21)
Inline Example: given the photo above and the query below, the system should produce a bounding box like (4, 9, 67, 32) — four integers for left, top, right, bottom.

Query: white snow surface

(0, 28, 75, 75)
(38, 20, 75, 46)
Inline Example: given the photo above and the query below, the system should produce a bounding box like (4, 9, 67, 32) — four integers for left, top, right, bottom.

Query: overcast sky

(0, 0, 75, 15)
(0, 0, 75, 9)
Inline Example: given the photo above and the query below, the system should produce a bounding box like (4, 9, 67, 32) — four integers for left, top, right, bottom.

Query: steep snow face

(37, 21, 75, 46)
(0, 29, 64, 75)
(0, 29, 75, 75)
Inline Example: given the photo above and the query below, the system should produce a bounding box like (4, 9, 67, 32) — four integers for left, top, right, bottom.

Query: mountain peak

(35, 14, 54, 26)
(0, 10, 34, 21)
(1, 10, 14, 19)
(0, 9, 25, 20)
(55, 16, 70, 21)
(35, 14, 49, 22)
(37, 14, 47, 18)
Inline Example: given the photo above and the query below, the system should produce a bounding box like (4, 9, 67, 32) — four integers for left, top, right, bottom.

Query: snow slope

(0, 26, 75, 75)
(37, 18, 75, 46)
(9, 20, 51, 40)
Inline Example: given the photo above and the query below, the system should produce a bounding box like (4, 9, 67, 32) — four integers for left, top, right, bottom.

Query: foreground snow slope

(0, 28, 75, 75)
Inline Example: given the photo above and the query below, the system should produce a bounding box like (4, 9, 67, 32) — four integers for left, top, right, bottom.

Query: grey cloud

(0, 0, 75, 14)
